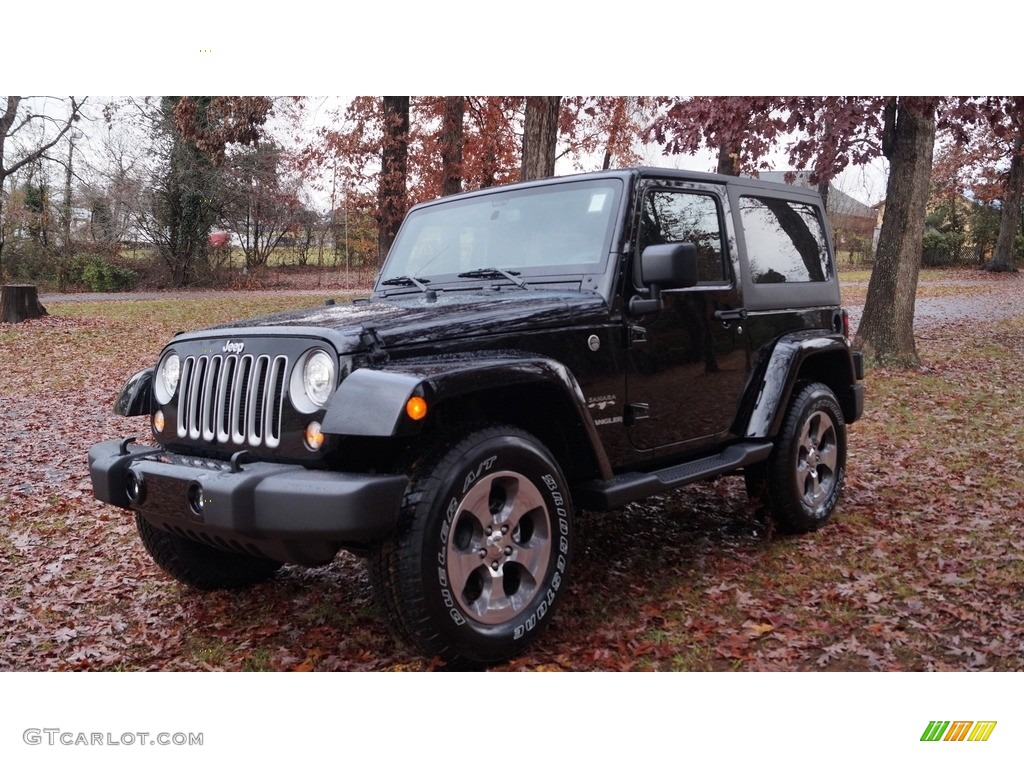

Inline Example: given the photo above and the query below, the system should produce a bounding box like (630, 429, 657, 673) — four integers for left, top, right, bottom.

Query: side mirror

(629, 243, 699, 314)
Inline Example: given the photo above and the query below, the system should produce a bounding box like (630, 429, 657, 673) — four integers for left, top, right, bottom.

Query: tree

(171, 96, 274, 164)
(521, 97, 560, 181)
(856, 98, 939, 366)
(378, 97, 409, 264)
(301, 96, 658, 261)
(105, 96, 274, 286)
(557, 97, 655, 171)
(23, 170, 53, 248)
(152, 97, 223, 286)
(220, 141, 302, 269)
(79, 111, 151, 255)
(973, 98, 1021, 273)
(440, 96, 464, 196)
(936, 96, 1023, 272)
(647, 97, 788, 177)
(989, 133, 1023, 272)
(0, 96, 85, 277)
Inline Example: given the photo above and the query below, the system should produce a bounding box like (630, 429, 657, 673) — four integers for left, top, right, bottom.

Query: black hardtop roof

(407, 166, 822, 213)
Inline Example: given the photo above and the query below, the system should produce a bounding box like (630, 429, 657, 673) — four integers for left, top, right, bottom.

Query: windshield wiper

(457, 268, 529, 289)
(385, 274, 432, 290)
(380, 275, 437, 301)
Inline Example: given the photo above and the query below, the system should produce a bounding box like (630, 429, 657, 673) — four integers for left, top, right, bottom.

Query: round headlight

(155, 351, 180, 404)
(302, 350, 336, 408)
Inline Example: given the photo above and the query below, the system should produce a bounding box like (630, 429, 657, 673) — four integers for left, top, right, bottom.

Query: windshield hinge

(359, 327, 389, 365)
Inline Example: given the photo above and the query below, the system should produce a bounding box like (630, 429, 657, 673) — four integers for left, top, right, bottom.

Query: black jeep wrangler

(90, 167, 864, 666)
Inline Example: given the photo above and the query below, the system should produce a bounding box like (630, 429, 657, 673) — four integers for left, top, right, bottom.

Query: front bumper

(89, 439, 408, 564)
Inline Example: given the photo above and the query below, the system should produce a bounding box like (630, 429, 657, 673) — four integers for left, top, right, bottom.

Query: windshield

(378, 178, 622, 286)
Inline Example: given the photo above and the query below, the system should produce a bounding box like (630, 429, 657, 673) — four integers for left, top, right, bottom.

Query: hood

(193, 289, 611, 354)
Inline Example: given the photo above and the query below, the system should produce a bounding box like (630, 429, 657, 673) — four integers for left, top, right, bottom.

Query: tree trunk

(1, 284, 48, 323)
(378, 96, 409, 264)
(59, 134, 75, 290)
(521, 97, 560, 181)
(817, 178, 831, 213)
(0, 98, 19, 281)
(441, 97, 464, 197)
(603, 97, 628, 170)
(716, 143, 740, 175)
(855, 97, 938, 368)
(986, 136, 1022, 272)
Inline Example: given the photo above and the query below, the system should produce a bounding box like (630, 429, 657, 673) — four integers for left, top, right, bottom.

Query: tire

(758, 382, 847, 533)
(370, 425, 573, 667)
(135, 512, 283, 590)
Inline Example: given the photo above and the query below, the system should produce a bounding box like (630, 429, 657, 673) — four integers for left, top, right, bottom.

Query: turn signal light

(406, 396, 428, 421)
(304, 421, 325, 451)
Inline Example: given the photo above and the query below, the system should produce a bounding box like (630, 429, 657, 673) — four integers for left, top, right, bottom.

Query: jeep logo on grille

(222, 340, 245, 354)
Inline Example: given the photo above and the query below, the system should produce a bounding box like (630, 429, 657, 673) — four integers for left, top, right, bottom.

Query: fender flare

(114, 367, 154, 417)
(321, 354, 613, 479)
(743, 333, 858, 439)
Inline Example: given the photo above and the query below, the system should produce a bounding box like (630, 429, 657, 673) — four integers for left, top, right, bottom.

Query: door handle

(713, 308, 747, 322)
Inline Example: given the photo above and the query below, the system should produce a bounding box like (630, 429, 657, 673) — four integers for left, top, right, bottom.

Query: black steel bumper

(88, 439, 408, 564)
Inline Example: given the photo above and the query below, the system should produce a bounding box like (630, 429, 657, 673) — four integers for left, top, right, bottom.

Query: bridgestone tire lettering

(369, 425, 574, 668)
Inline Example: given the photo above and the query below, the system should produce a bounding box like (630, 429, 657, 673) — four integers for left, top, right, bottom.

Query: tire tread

(136, 512, 282, 590)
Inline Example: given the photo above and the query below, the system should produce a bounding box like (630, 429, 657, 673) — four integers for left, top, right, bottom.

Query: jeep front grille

(176, 354, 288, 449)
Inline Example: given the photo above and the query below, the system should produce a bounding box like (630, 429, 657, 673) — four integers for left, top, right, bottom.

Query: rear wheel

(748, 382, 847, 533)
(370, 425, 573, 667)
(136, 512, 282, 590)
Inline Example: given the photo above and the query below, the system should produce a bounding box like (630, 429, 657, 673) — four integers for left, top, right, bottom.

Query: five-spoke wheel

(370, 425, 573, 667)
(749, 381, 847, 533)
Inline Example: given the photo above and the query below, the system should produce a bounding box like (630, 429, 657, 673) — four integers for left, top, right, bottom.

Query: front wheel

(136, 512, 283, 590)
(370, 425, 573, 667)
(750, 382, 847, 533)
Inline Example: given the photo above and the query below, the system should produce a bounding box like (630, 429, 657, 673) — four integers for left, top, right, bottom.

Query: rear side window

(739, 196, 831, 283)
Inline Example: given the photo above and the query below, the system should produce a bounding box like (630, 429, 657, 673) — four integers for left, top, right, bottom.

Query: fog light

(304, 420, 325, 451)
(125, 469, 146, 504)
(406, 396, 428, 421)
(187, 482, 205, 516)
(153, 410, 165, 433)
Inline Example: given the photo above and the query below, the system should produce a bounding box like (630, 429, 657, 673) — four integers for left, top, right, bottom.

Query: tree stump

(0, 284, 48, 324)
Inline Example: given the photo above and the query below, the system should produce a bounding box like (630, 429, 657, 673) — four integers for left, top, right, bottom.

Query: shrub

(74, 256, 137, 292)
(922, 231, 966, 267)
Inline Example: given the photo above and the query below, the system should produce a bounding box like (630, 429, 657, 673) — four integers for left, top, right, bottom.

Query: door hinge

(625, 402, 650, 426)
(627, 325, 648, 347)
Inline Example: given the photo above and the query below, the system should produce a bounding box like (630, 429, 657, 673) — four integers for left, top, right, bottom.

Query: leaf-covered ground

(2, 275, 1022, 671)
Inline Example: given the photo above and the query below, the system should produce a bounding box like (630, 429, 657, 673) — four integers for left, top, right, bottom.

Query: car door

(625, 181, 750, 454)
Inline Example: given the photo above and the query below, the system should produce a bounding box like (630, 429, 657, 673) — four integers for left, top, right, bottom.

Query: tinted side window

(640, 191, 727, 283)
(739, 196, 831, 283)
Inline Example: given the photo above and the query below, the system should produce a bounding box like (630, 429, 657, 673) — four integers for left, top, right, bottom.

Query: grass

(51, 295, 329, 330)
(2, 278, 1023, 671)
(102, 244, 375, 275)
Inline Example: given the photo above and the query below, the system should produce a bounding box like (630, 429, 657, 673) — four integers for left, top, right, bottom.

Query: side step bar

(573, 442, 773, 511)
